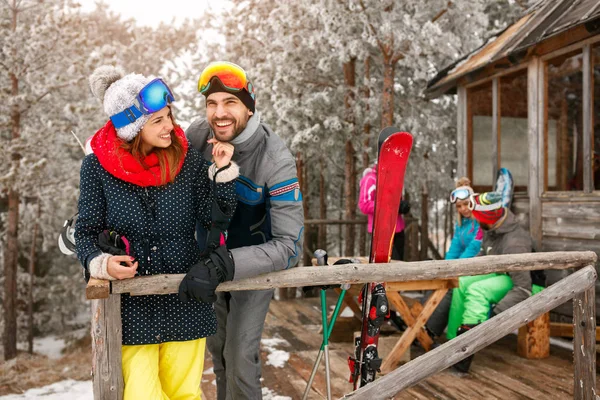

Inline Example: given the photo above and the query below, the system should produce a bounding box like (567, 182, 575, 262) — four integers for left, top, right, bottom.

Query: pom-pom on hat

(89, 65, 154, 142)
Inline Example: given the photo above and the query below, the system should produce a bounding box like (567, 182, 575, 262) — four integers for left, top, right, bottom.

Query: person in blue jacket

(425, 177, 482, 340)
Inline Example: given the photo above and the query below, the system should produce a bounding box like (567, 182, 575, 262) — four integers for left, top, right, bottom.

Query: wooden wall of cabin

(510, 194, 600, 320)
(541, 194, 600, 320)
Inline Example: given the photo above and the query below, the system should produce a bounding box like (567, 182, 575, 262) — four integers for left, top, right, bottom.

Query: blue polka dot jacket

(75, 128, 237, 345)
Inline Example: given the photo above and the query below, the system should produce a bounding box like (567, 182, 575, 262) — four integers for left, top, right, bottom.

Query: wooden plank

(457, 86, 467, 178)
(91, 296, 123, 400)
(381, 289, 447, 373)
(542, 191, 600, 201)
(385, 291, 433, 354)
(582, 44, 593, 194)
(542, 202, 600, 221)
(344, 266, 597, 400)
(550, 322, 600, 341)
(385, 279, 457, 292)
(475, 337, 573, 397)
(573, 283, 596, 400)
(86, 278, 110, 300)
(528, 57, 542, 250)
(542, 237, 600, 254)
(517, 312, 550, 359)
(107, 251, 598, 297)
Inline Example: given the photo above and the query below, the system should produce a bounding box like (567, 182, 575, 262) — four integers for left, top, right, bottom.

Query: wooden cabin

(426, 0, 600, 319)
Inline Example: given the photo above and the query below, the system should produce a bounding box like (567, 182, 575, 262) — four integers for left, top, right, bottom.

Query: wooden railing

(86, 251, 598, 400)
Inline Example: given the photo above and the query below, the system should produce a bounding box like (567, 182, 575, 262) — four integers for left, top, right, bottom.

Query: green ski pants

(446, 274, 513, 339)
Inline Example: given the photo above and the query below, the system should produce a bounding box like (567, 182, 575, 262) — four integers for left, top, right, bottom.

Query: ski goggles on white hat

(110, 78, 175, 129)
(450, 186, 474, 203)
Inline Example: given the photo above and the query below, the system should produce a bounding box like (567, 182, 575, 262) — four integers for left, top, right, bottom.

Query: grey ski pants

(207, 289, 274, 400)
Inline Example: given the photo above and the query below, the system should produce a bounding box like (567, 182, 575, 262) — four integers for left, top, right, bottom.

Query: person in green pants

(450, 191, 535, 372)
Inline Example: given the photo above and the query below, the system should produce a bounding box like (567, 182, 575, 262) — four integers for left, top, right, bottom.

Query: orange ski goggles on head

(198, 61, 255, 99)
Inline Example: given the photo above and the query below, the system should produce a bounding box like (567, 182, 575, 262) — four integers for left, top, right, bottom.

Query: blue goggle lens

(450, 188, 471, 203)
(137, 78, 175, 114)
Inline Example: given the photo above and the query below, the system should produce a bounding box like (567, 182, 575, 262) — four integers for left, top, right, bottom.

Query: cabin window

(545, 50, 583, 191)
(500, 70, 528, 191)
(468, 70, 529, 193)
(468, 82, 493, 191)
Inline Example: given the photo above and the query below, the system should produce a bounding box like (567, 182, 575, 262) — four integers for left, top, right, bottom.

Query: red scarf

(90, 120, 188, 187)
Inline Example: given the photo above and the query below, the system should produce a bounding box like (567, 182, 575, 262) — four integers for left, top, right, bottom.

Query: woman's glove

(178, 246, 235, 304)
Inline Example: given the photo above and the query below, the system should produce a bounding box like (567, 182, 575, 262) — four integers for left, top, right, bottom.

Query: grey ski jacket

(186, 114, 304, 280)
(482, 209, 533, 314)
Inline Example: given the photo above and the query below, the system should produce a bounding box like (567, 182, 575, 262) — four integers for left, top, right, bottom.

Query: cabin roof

(426, 0, 600, 97)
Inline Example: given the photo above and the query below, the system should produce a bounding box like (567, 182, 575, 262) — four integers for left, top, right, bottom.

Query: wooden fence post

(91, 295, 123, 400)
(573, 279, 596, 400)
(419, 184, 429, 260)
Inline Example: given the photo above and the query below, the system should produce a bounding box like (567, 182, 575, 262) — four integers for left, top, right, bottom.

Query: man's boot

(452, 324, 478, 372)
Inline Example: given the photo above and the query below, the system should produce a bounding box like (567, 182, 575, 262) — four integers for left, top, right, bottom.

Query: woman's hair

(456, 177, 471, 188)
(120, 107, 185, 185)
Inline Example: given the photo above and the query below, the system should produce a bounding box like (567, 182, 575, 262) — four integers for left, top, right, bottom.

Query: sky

(78, 0, 233, 26)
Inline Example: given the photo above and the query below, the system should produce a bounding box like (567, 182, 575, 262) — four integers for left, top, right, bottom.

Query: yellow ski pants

(122, 337, 206, 400)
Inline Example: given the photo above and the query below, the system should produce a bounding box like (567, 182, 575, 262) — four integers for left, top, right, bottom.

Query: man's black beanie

(202, 76, 255, 113)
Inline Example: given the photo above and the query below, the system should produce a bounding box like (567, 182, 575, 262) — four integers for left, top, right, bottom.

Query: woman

(358, 164, 410, 261)
(444, 177, 484, 340)
(425, 177, 482, 341)
(75, 66, 239, 399)
(445, 177, 482, 260)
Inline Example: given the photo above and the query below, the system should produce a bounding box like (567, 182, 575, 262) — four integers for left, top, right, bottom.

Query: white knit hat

(89, 65, 154, 142)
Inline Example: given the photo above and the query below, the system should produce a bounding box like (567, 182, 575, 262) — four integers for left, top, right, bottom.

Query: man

(186, 61, 304, 399)
(425, 191, 538, 373)
(453, 191, 542, 372)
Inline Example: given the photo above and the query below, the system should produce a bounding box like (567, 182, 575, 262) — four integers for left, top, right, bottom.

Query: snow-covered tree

(0, 0, 199, 358)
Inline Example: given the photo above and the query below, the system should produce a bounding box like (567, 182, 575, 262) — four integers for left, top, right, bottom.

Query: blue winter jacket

(445, 217, 482, 260)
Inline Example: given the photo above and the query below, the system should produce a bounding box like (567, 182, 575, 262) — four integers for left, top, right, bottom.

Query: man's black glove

(178, 246, 235, 304)
(399, 199, 411, 215)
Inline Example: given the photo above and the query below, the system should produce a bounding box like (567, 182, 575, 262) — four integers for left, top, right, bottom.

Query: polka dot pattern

(75, 149, 237, 345)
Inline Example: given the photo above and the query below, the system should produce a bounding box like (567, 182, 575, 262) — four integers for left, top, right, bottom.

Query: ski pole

(313, 249, 332, 400)
(303, 256, 355, 400)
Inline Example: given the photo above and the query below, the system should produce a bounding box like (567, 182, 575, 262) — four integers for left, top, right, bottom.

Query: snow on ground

(15, 336, 67, 360)
(0, 380, 293, 400)
(0, 380, 92, 400)
(261, 338, 290, 368)
(262, 387, 292, 400)
(340, 306, 354, 317)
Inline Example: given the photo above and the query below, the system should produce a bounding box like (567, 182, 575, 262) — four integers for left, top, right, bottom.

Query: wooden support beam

(91, 296, 123, 400)
(386, 291, 434, 353)
(342, 265, 597, 399)
(517, 312, 550, 359)
(573, 283, 596, 400)
(582, 44, 593, 194)
(550, 322, 600, 341)
(90, 251, 597, 299)
(492, 77, 500, 182)
(528, 57, 542, 250)
(86, 278, 110, 300)
(381, 289, 448, 372)
(385, 279, 457, 292)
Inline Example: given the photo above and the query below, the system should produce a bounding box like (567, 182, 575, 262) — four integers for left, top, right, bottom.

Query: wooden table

(311, 256, 458, 373)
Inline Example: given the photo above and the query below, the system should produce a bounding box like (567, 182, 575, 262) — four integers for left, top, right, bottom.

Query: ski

(348, 127, 414, 389)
